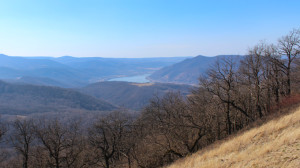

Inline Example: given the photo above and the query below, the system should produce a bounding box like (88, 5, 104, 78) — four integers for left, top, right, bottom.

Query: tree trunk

(226, 102, 231, 135)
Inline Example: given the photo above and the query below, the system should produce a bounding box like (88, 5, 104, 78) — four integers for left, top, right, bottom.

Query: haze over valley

(0, 54, 190, 87)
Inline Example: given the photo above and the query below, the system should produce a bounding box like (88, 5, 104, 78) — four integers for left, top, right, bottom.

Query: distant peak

(60, 55, 74, 58)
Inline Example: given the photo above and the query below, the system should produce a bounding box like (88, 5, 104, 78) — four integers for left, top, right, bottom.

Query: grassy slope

(166, 107, 300, 168)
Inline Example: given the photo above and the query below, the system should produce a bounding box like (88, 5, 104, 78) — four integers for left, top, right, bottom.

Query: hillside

(149, 55, 242, 84)
(0, 81, 116, 115)
(166, 107, 300, 168)
(80, 81, 191, 110)
(4, 76, 67, 88)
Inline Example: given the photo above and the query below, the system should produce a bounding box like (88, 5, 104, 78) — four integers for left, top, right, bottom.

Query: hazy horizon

(0, 0, 299, 58)
(0, 53, 242, 58)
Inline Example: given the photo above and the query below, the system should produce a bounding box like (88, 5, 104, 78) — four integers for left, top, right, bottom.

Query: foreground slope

(167, 107, 300, 168)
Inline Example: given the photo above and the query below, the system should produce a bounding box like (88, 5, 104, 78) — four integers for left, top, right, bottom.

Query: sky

(0, 0, 299, 58)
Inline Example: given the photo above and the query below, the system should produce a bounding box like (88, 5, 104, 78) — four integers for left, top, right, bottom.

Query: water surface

(108, 74, 150, 83)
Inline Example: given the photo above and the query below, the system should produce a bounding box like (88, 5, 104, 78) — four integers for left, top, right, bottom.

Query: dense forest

(0, 29, 299, 168)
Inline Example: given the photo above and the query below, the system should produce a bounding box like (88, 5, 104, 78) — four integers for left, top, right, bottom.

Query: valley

(0, 55, 198, 119)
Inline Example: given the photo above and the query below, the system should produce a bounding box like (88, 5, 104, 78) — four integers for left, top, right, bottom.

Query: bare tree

(88, 111, 130, 168)
(264, 45, 284, 103)
(201, 56, 253, 134)
(240, 42, 269, 118)
(278, 28, 300, 95)
(33, 119, 85, 168)
(140, 91, 210, 165)
(11, 119, 35, 168)
(0, 119, 7, 165)
(294, 57, 300, 88)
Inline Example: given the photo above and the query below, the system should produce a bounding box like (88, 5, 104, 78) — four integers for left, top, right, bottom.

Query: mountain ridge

(149, 55, 243, 84)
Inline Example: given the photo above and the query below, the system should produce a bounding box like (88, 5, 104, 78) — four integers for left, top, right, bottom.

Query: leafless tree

(33, 119, 85, 168)
(0, 119, 7, 166)
(294, 57, 300, 89)
(140, 91, 210, 164)
(88, 111, 130, 168)
(278, 28, 300, 95)
(200, 56, 253, 134)
(240, 42, 270, 118)
(11, 119, 35, 168)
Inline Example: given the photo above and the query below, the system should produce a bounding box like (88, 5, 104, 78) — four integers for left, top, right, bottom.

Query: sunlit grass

(166, 107, 300, 168)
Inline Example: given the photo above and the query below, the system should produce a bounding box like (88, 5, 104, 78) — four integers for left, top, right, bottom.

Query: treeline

(0, 29, 299, 168)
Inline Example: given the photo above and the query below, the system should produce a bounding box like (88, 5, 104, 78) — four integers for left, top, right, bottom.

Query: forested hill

(0, 80, 116, 115)
(80, 81, 192, 110)
(149, 55, 243, 84)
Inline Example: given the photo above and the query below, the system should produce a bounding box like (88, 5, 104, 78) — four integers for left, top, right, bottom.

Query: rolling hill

(166, 107, 300, 168)
(0, 80, 116, 115)
(149, 55, 242, 84)
(4, 76, 67, 88)
(80, 81, 192, 110)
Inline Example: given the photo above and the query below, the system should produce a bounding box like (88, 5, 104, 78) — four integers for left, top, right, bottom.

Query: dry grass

(166, 107, 300, 168)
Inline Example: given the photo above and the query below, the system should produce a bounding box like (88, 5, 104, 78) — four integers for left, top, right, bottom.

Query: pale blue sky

(0, 0, 299, 57)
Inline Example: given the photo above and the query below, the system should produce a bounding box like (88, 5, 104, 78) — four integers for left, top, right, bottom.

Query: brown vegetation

(166, 106, 300, 168)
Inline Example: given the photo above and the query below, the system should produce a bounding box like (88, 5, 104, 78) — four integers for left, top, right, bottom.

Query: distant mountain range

(80, 81, 192, 110)
(148, 55, 243, 84)
(0, 54, 243, 86)
(0, 80, 116, 115)
(0, 54, 191, 87)
(0, 54, 244, 115)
